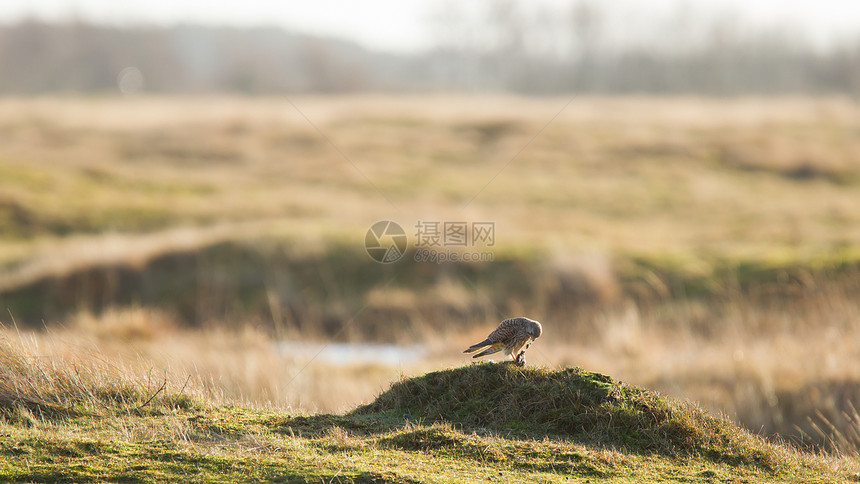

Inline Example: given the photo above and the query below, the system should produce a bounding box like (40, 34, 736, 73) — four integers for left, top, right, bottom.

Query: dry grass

(0, 327, 199, 426)
(0, 309, 389, 413)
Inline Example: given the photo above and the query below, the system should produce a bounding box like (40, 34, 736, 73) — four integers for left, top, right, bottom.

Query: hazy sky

(1, 0, 858, 53)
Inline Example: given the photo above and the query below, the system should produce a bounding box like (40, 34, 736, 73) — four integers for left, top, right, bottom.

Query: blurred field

(1, 95, 860, 452)
(2, 96, 860, 257)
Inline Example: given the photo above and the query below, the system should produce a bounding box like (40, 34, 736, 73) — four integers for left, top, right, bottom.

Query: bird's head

(526, 319, 542, 339)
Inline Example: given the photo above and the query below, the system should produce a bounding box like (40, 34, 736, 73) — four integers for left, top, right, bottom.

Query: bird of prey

(463, 317, 542, 366)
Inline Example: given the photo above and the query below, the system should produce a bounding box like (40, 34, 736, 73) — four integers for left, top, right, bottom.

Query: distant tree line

(1, 10, 859, 96)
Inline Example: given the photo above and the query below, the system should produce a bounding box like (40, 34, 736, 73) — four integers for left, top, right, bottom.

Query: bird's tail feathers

(472, 346, 503, 358)
(463, 338, 493, 353)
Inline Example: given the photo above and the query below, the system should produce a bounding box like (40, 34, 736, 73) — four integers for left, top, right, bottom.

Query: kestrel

(463, 317, 542, 366)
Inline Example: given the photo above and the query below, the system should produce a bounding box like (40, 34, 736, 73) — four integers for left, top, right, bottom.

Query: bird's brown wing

(472, 344, 503, 358)
(463, 338, 494, 353)
(488, 318, 522, 343)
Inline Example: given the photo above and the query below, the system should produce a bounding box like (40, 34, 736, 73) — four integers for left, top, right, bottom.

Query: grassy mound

(355, 363, 778, 467)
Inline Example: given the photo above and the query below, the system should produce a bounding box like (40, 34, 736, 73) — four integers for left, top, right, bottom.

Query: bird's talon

(514, 351, 526, 367)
